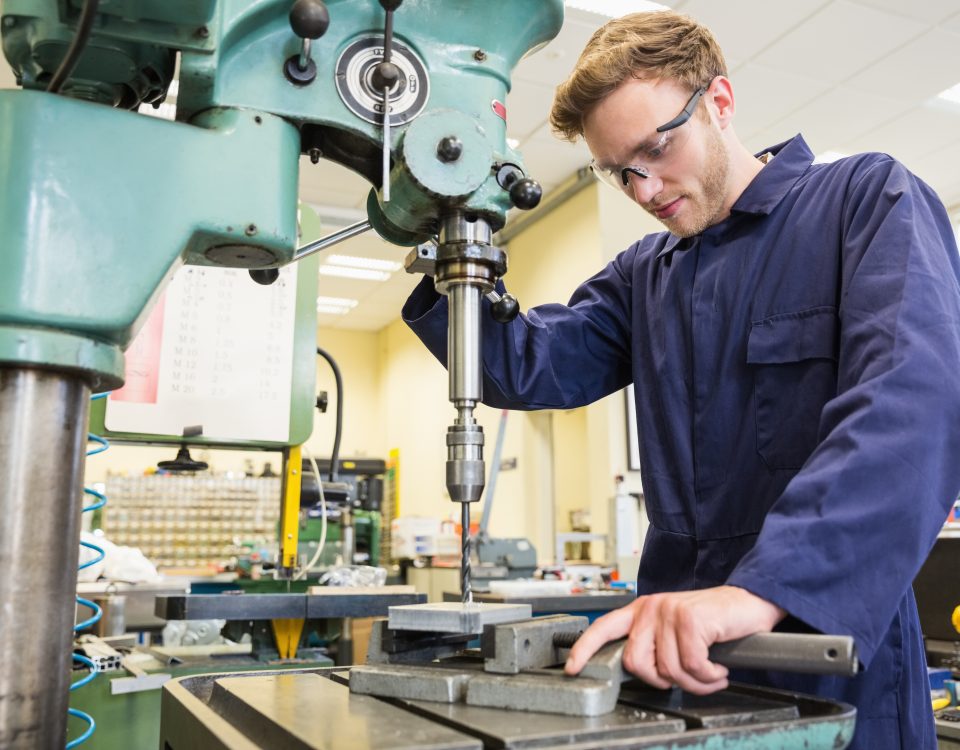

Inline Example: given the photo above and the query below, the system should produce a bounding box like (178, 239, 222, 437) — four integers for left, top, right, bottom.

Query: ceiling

(4, 1, 960, 331)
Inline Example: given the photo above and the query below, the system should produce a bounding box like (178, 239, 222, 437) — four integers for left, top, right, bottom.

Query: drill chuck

(446, 424, 485, 503)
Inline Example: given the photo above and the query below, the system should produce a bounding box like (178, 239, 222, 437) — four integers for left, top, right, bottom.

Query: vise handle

(707, 632, 858, 676)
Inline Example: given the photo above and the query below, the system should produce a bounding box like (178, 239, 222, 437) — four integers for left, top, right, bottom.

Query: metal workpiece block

(356, 625, 629, 718)
(469, 640, 628, 718)
(348, 659, 622, 718)
(465, 670, 621, 717)
(388, 602, 532, 634)
(481, 614, 589, 674)
(350, 664, 471, 703)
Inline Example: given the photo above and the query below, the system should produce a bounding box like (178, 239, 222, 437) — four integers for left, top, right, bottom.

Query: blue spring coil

(67, 394, 110, 749)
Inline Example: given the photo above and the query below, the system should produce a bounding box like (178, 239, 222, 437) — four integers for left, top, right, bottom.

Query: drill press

(0, 1, 562, 745)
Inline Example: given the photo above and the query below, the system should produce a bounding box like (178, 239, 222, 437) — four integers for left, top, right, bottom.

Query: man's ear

(706, 76, 735, 130)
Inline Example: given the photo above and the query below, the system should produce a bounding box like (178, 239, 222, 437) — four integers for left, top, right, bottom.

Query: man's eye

(641, 134, 672, 161)
(646, 140, 671, 160)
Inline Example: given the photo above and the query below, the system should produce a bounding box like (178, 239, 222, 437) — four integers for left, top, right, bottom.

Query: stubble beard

(659, 126, 731, 239)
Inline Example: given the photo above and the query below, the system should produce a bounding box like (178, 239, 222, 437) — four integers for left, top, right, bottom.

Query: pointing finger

(565, 603, 638, 675)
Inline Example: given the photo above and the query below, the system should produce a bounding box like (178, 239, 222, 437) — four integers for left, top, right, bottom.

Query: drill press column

(434, 214, 506, 603)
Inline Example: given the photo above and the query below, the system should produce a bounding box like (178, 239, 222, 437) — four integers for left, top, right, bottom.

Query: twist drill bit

(461, 503, 472, 604)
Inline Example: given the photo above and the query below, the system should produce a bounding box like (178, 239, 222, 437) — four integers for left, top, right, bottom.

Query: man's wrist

(726, 585, 787, 629)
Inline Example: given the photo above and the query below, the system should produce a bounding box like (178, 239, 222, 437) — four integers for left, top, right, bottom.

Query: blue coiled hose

(67, 394, 110, 748)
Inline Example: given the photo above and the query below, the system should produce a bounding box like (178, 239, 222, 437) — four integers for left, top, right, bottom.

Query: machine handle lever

(290, 0, 330, 66)
(495, 163, 543, 210)
(569, 632, 859, 686)
(707, 632, 859, 676)
(486, 290, 520, 323)
(284, 0, 329, 84)
(293, 219, 372, 262)
(374, 1, 402, 202)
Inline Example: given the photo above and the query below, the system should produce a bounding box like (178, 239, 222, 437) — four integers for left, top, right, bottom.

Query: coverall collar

(657, 134, 815, 259)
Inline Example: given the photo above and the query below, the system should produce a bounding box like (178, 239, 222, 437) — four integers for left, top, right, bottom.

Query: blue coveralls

(403, 135, 960, 749)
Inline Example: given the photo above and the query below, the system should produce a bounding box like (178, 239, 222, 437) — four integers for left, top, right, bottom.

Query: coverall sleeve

(402, 246, 636, 410)
(727, 158, 960, 666)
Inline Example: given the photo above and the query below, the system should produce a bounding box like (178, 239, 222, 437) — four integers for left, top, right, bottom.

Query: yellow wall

(376, 317, 519, 538)
(377, 317, 450, 516)
(312, 327, 383, 462)
(500, 184, 607, 553)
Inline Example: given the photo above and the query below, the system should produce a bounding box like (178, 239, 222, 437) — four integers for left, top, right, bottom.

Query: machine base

(159, 667, 856, 749)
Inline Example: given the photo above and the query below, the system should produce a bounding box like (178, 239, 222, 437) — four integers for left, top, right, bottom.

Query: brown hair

(550, 11, 727, 141)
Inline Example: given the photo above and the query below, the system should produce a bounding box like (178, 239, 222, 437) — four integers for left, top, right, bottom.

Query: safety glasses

(590, 85, 706, 192)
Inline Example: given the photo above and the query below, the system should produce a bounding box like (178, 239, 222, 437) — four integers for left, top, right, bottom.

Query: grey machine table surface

(441, 590, 636, 614)
(159, 666, 857, 749)
(161, 612, 857, 749)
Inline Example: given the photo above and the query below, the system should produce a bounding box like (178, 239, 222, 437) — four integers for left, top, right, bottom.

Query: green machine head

(0, 0, 562, 387)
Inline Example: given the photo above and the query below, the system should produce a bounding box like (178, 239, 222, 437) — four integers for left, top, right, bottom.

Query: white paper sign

(105, 264, 298, 443)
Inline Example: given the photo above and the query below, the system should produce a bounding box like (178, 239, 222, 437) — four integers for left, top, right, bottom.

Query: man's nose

(627, 171, 663, 205)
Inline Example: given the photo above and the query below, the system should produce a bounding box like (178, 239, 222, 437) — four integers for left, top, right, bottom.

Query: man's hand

(564, 585, 785, 695)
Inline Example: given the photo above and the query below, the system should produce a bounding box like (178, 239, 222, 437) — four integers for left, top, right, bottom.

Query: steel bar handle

(293, 219, 372, 261)
(708, 632, 858, 676)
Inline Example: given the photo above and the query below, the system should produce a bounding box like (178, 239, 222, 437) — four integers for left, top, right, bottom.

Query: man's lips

(653, 197, 683, 219)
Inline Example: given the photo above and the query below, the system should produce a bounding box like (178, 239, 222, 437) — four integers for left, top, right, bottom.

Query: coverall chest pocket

(747, 307, 839, 470)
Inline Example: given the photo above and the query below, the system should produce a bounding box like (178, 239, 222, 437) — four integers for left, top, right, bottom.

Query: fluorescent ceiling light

(326, 254, 402, 272)
(813, 150, 848, 164)
(936, 82, 960, 106)
(565, 0, 670, 17)
(318, 265, 391, 282)
(316, 304, 352, 315)
(316, 296, 359, 309)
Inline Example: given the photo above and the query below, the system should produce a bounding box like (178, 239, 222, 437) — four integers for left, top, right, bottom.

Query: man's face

(584, 77, 731, 238)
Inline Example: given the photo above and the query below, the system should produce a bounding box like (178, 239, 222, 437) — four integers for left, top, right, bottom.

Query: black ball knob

(249, 268, 280, 285)
(379, 0, 403, 11)
(290, 0, 330, 39)
(491, 293, 520, 323)
(509, 178, 542, 210)
(436, 136, 463, 163)
(371, 61, 401, 92)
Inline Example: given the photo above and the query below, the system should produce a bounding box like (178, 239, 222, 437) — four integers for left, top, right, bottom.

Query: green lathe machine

(0, 2, 857, 748)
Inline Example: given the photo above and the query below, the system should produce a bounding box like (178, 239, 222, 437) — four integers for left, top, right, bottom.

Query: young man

(403, 10, 960, 749)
